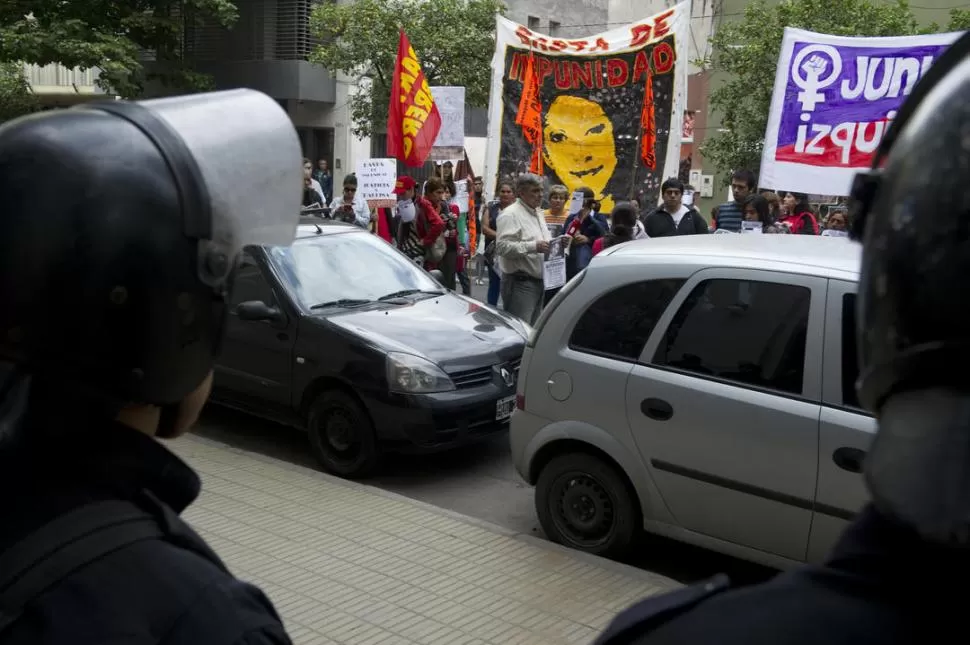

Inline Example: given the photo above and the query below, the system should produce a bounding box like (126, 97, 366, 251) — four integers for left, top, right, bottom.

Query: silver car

(510, 234, 873, 569)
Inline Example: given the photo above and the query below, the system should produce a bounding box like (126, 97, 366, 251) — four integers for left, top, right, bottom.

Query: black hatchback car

(211, 219, 529, 478)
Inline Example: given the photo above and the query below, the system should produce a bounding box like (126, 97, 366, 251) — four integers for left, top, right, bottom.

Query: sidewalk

(173, 435, 680, 645)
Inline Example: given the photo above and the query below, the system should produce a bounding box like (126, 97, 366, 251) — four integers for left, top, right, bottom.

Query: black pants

(438, 248, 458, 290)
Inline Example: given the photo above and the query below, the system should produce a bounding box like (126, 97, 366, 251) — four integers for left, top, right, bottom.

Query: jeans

(487, 265, 502, 306)
(501, 273, 545, 325)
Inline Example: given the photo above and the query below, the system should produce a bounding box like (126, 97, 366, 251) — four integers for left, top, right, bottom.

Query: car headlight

(386, 352, 456, 394)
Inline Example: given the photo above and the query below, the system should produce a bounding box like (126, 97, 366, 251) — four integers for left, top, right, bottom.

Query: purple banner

(775, 41, 949, 166)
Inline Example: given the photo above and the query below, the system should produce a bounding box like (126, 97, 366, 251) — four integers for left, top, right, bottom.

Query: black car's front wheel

(307, 390, 381, 478)
(536, 452, 639, 558)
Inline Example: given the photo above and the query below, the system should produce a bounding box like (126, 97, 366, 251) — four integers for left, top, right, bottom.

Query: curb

(183, 433, 680, 591)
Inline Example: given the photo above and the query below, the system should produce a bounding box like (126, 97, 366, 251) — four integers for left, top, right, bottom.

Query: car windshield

(267, 232, 442, 309)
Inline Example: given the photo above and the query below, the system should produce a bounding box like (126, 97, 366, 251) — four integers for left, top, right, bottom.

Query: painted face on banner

(543, 95, 618, 209)
(494, 15, 680, 215)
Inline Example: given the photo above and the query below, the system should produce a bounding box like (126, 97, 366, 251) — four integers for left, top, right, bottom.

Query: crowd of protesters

(300, 155, 849, 325)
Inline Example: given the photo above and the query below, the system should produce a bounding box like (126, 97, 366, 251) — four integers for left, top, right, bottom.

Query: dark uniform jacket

(0, 421, 292, 645)
(596, 504, 961, 644)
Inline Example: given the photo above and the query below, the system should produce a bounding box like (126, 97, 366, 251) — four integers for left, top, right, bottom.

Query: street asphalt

(193, 273, 776, 586)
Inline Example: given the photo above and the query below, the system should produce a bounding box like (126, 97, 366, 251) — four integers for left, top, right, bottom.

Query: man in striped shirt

(712, 169, 757, 232)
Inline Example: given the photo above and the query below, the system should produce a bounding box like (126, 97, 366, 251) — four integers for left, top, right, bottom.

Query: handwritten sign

(355, 158, 397, 209)
(429, 86, 466, 160)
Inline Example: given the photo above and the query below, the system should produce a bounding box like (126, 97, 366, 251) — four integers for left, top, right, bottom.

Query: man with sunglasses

(328, 173, 372, 228)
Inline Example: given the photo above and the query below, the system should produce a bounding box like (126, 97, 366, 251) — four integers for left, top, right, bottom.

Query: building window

(549, 21, 561, 36)
(527, 15, 540, 30)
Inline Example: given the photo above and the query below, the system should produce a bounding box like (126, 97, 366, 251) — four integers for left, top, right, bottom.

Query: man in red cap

(392, 175, 444, 268)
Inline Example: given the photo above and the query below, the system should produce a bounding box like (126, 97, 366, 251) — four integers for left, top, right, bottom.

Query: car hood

(319, 293, 525, 370)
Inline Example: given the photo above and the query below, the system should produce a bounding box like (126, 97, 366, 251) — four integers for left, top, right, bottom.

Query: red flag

(387, 30, 442, 167)
(514, 51, 543, 175)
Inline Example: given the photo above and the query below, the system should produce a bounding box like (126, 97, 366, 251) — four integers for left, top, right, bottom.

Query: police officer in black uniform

(0, 90, 302, 643)
(595, 30, 970, 645)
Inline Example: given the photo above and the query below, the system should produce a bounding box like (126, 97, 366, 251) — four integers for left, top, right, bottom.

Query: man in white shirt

(329, 174, 372, 228)
(495, 173, 550, 324)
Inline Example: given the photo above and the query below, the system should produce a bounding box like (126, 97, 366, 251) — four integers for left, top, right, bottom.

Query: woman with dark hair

(593, 202, 639, 255)
(742, 194, 789, 234)
(778, 191, 819, 235)
(437, 181, 461, 290)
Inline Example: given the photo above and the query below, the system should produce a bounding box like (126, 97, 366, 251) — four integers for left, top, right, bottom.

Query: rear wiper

(310, 298, 373, 309)
(377, 289, 444, 301)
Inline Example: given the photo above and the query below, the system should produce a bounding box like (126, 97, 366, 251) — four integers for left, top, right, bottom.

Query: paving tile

(172, 435, 679, 644)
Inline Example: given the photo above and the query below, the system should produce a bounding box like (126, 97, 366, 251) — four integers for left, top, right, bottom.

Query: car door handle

(833, 447, 866, 473)
(641, 398, 673, 421)
(276, 332, 289, 341)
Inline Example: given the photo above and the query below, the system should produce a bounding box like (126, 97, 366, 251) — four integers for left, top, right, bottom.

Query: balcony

(24, 63, 107, 98)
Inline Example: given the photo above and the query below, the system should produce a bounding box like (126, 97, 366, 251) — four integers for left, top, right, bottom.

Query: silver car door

(626, 267, 824, 561)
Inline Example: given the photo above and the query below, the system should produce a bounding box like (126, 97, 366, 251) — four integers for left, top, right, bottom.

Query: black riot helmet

(848, 30, 970, 545)
(0, 90, 301, 421)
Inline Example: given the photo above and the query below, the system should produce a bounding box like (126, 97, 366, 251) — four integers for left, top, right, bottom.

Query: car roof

(598, 234, 861, 279)
(293, 218, 362, 240)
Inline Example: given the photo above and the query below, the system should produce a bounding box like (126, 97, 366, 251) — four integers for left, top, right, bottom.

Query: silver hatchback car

(510, 234, 874, 569)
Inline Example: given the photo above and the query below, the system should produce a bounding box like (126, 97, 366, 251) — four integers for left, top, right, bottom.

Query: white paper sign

(568, 190, 585, 216)
(355, 158, 397, 208)
(543, 235, 569, 290)
(821, 229, 849, 237)
(454, 178, 469, 214)
(430, 86, 466, 159)
(741, 220, 764, 234)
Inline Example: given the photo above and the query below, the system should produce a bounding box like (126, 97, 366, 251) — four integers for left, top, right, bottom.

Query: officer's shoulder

(595, 573, 731, 644)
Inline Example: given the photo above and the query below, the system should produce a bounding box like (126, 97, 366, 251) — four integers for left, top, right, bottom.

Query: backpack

(0, 494, 226, 635)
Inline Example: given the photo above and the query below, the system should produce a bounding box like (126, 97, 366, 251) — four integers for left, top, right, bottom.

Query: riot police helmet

(0, 90, 301, 430)
(849, 29, 970, 544)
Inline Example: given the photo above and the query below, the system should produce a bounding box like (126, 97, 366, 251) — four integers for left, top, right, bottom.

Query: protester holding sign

(742, 194, 790, 234)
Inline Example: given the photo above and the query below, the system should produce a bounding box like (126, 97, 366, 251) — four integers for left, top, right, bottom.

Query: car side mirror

(236, 300, 283, 323)
(428, 269, 444, 282)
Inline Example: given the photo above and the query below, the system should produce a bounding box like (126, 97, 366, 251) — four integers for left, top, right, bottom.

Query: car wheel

(307, 390, 381, 478)
(536, 452, 639, 557)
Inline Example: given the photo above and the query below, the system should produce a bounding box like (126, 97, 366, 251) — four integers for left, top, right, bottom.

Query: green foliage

(0, 61, 38, 123)
(700, 0, 963, 178)
(310, 0, 505, 139)
(0, 0, 239, 99)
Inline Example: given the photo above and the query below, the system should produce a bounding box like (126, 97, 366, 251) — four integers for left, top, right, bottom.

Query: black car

(211, 219, 529, 478)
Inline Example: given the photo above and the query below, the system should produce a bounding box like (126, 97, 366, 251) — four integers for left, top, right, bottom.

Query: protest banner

(483, 3, 689, 213)
(760, 28, 961, 196)
(355, 158, 397, 208)
(430, 86, 466, 161)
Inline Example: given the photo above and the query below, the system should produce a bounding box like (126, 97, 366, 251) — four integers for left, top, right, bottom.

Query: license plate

(495, 395, 516, 421)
